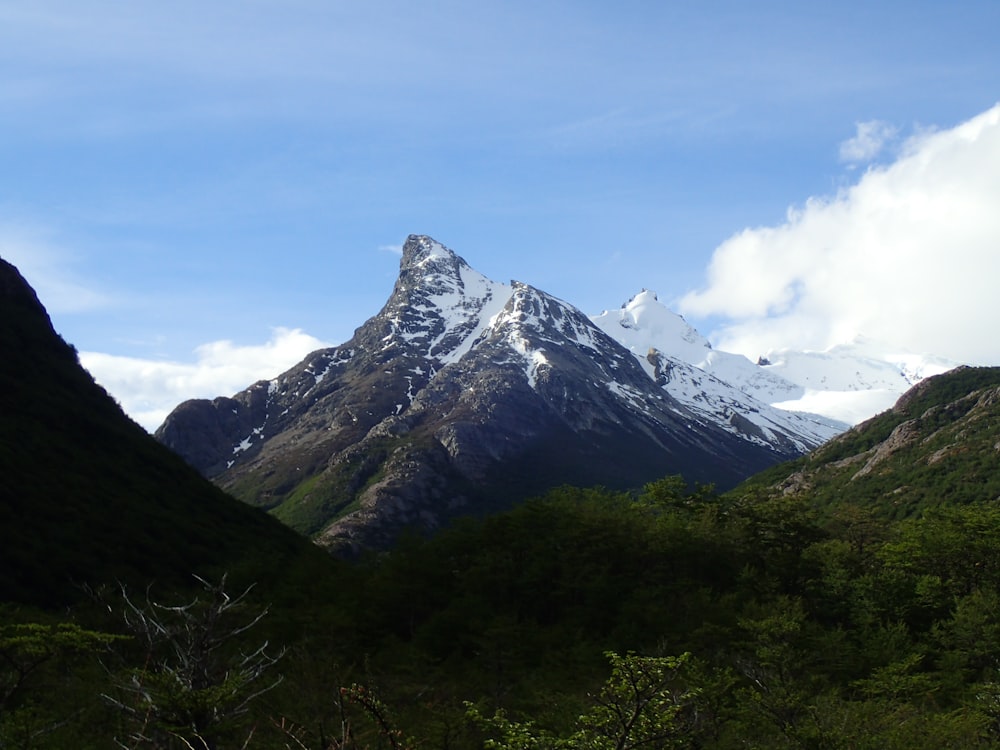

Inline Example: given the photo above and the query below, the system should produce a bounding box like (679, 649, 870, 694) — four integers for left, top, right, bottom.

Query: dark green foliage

(0, 258, 337, 607)
(0, 608, 123, 748)
(468, 651, 699, 750)
(8, 480, 1000, 747)
(103, 575, 285, 750)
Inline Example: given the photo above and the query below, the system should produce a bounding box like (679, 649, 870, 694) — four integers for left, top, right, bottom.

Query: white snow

(506, 336, 549, 389)
(772, 389, 901, 427)
(313, 360, 334, 384)
(232, 425, 265, 455)
(757, 336, 957, 422)
(387, 246, 514, 366)
(233, 436, 253, 454)
(592, 292, 957, 429)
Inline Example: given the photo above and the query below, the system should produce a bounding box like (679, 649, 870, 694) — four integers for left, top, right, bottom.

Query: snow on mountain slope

(760, 337, 958, 425)
(591, 290, 844, 449)
(381, 236, 513, 365)
(592, 291, 805, 402)
(593, 291, 957, 427)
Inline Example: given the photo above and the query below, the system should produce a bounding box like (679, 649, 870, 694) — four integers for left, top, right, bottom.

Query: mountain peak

(400, 234, 463, 272)
(156, 237, 846, 555)
(593, 289, 712, 355)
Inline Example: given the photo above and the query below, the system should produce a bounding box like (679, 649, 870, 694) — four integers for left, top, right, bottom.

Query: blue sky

(2, 1, 999, 430)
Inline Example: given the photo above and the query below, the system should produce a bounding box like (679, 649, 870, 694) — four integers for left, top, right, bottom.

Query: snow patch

(232, 425, 265, 455)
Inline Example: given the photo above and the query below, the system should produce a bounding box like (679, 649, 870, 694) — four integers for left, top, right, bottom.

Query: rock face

(156, 235, 836, 555)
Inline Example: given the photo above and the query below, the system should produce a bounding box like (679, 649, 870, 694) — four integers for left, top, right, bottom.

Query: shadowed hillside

(0, 257, 332, 606)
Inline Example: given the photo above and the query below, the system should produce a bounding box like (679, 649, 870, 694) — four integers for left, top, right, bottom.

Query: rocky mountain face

(156, 235, 842, 555)
(741, 365, 1000, 517)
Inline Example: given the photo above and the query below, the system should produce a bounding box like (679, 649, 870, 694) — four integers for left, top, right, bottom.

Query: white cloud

(679, 104, 1000, 366)
(839, 119, 899, 164)
(80, 327, 332, 433)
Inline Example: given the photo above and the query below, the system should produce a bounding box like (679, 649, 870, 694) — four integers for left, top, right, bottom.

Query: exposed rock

(853, 418, 924, 478)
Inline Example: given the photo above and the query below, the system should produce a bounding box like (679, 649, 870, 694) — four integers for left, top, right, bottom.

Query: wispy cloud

(680, 104, 1000, 365)
(80, 327, 333, 432)
(839, 119, 899, 164)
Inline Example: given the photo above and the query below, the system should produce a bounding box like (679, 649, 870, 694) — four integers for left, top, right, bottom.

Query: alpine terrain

(157, 235, 848, 554)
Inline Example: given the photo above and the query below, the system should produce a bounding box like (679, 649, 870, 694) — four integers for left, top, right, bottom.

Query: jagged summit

(156, 236, 843, 555)
(377, 235, 512, 366)
(399, 234, 464, 273)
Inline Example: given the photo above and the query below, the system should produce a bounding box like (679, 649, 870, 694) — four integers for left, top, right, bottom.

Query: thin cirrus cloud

(80, 327, 333, 433)
(679, 103, 1000, 366)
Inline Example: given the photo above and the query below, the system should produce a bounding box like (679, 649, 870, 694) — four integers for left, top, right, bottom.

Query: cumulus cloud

(80, 327, 332, 433)
(839, 119, 899, 164)
(679, 104, 1000, 365)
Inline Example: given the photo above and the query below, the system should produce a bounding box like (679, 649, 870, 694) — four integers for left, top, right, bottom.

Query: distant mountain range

(3, 247, 997, 750)
(154, 235, 955, 554)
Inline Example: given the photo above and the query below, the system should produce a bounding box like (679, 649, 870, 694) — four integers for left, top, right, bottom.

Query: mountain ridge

(157, 236, 841, 554)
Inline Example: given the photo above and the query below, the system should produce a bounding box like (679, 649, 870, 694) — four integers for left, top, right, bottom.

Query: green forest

(8, 474, 1000, 749)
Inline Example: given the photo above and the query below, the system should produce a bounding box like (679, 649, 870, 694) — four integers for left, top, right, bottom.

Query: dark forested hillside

(0, 257, 333, 607)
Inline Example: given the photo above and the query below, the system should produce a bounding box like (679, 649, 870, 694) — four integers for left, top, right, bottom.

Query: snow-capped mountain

(156, 235, 840, 555)
(591, 291, 843, 451)
(590, 292, 956, 428)
(755, 337, 957, 426)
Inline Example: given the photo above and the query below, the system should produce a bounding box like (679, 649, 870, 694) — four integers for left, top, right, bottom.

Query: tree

(468, 651, 699, 750)
(104, 574, 284, 750)
(0, 618, 120, 748)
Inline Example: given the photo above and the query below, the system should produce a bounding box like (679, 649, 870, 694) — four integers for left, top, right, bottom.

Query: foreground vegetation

(8, 475, 1000, 749)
